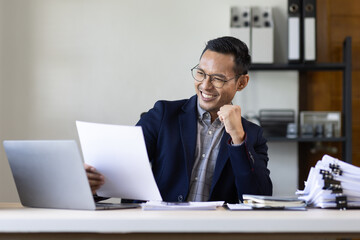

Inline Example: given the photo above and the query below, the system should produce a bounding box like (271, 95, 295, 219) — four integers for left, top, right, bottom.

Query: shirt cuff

(228, 133, 247, 146)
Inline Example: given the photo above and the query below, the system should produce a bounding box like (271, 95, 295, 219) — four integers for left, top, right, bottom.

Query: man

(85, 36, 272, 203)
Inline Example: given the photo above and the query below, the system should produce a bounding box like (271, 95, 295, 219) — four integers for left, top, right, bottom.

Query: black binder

(288, 0, 303, 63)
(303, 0, 317, 62)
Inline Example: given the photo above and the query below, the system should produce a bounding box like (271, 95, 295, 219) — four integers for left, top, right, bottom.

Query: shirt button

(178, 195, 184, 202)
(195, 177, 198, 181)
(208, 131, 212, 135)
(202, 154, 205, 158)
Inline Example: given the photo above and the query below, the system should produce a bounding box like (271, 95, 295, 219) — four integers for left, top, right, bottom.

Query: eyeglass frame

(191, 64, 243, 88)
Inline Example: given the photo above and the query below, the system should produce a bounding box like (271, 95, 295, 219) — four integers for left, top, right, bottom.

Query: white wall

(0, 0, 297, 202)
(235, 71, 299, 196)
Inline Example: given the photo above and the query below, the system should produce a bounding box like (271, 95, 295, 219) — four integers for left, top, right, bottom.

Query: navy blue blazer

(136, 95, 272, 203)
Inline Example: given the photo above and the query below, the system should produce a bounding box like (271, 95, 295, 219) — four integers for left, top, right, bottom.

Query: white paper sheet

(226, 204, 253, 210)
(142, 201, 224, 210)
(76, 121, 162, 201)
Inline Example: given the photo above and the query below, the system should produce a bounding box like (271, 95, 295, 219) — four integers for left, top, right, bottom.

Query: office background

(0, 0, 298, 202)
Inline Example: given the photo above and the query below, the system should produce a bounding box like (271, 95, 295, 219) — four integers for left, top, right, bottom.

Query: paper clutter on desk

(141, 201, 224, 210)
(242, 194, 306, 208)
(226, 194, 306, 210)
(296, 154, 360, 209)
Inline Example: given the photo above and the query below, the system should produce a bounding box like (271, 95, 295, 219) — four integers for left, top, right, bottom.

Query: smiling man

(85, 36, 272, 203)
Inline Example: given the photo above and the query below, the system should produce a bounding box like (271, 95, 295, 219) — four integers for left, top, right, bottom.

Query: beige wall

(0, 0, 296, 202)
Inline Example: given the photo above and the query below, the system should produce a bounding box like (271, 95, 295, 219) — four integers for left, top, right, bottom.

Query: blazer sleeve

(135, 101, 164, 163)
(227, 122, 272, 200)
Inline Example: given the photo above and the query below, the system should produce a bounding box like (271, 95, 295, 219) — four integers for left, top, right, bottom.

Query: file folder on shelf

(230, 6, 251, 50)
(288, 0, 302, 63)
(251, 6, 274, 63)
(296, 154, 360, 209)
(303, 0, 317, 62)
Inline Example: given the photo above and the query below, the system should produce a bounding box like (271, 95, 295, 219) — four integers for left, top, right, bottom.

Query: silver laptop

(3, 140, 139, 210)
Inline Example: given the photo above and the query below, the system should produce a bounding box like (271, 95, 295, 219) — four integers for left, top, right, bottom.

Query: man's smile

(200, 90, 218, 101)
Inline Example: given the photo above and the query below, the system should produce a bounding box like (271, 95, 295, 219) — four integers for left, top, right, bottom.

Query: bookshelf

(249, 37, 352, 164)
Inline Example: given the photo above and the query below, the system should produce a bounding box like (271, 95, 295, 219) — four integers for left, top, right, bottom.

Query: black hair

(200, 36, 251, 76)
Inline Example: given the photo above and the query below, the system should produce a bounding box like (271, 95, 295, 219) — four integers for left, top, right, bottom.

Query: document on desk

(242, 194, 306, 208)
(226, 204, 306, 211)
(227, 195, 306, 211)
(226, 204, 253, 210)
(296, 154, 360, 209)
(76, 121, 163, 201)
(142, 201, 224, 210)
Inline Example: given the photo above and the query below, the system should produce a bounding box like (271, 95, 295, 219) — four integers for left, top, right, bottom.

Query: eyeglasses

(191, 65, 241, 88)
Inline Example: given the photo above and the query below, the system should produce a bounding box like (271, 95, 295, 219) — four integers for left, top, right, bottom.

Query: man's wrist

(230, 132, 246, 144)
(229, 132, 246, 146)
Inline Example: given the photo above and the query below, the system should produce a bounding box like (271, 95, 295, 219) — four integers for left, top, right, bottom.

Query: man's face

(194, 50, 241, 120)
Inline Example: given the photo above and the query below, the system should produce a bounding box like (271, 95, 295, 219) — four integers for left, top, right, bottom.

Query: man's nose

(201, 75, 214, 89)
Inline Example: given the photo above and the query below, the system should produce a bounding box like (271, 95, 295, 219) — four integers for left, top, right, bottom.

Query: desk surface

(1, 202, 360, 234)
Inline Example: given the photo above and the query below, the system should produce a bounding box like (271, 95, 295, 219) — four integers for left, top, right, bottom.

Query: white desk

(1, 202, 359, 240)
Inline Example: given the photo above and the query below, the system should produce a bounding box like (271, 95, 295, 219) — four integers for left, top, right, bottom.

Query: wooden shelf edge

(250, 63, 346, 71)
(266, 137, 346, 142)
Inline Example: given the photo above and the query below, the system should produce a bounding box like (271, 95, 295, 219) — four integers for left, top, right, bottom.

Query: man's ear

(237, 74, 249, 91)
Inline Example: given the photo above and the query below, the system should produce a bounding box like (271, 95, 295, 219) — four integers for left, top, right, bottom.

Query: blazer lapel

(179, 96, 198, 181)
(210, 131, 230, 195)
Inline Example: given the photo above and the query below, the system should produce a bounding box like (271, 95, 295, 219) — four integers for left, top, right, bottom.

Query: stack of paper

(296, 154, 360, 209)
(227, 195, 306, 210)
(243, 194, 306, 208)
(141, 201, 224, 210)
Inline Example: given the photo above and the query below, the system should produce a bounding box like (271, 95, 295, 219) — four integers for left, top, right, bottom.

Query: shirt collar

(197, 101, 208, 120)
(196, 101, 223, 127)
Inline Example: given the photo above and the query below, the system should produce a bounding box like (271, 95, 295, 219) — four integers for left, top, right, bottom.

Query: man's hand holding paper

(84, 163, 105, 195)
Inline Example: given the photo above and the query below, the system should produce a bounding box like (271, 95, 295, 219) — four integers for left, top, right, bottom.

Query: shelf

(247, 37, 352, 163)
(250, 63, 346, 71)
(266, 136, 346, 142)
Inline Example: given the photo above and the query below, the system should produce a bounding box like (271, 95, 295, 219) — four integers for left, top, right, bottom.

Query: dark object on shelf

(324, 123, 334, 138)
(286, 123, 298, 138)
(314, 123, 324, 137)
(259, 109, 295, 137)
(300, 111, 341, 137)
(301, 124, 314, 137)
